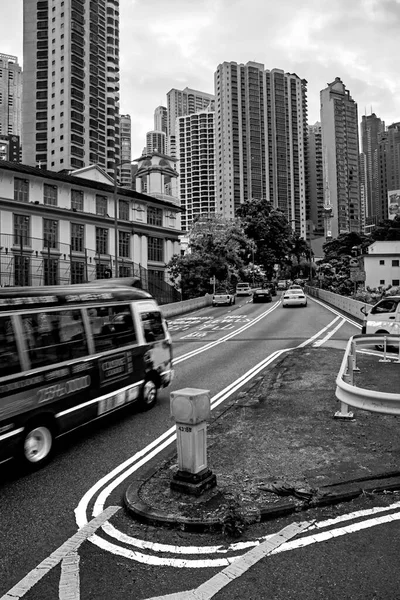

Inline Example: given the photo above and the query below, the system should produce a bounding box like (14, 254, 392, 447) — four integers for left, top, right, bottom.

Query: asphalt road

(4, 291, 395, 600)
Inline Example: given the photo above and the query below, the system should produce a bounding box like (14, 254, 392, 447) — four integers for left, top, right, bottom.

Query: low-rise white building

(363, 241, 400, 289)
(0, 160, 181, 298)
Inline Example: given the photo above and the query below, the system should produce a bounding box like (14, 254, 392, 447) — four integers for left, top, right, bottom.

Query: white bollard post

(170, 388, 217, 496)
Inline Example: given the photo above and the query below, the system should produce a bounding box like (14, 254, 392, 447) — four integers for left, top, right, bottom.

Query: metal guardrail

(335, 334, 400, 418)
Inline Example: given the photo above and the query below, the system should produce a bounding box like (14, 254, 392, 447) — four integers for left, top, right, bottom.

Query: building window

(71, 260, 85, 284)
(14, 255, 30, 286)
(392, 260, 400, 267)
(96, 263, 112, 279)
(71, 223, 84, 252)
(379, 260, 385, 265)
(380, 279, 385, 285)
(147, 206, 162, 226)
(119, 199, 129, 221)
(14, 178, 29, 203)
(14, 214, 30, 246)
(96, 227, 108, 254)
(119, 231, 130, 258)
(43, 183, 58, 206)
(393, 279, 400, 286)
(43, 218, 58, 249)
(71, 189, 84, 211)
(44, 257, 59, 285)
(148, 237, 163, 262)
(96, 194, 108, 216)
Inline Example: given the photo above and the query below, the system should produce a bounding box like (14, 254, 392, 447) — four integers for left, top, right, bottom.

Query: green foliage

(166, 215, 252, 299)
(236, 200, 294, 278)
(369, 216, 400, 242)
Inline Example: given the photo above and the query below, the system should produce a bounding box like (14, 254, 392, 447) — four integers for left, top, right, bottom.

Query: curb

(124, 471, 400, 534)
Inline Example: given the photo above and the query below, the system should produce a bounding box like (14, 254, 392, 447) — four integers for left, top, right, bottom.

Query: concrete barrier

(161, 294, 213, 318)
(305, 287, 373, 322)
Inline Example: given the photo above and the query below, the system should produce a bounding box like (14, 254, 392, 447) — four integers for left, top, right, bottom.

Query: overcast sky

(1, 0, 399, 159)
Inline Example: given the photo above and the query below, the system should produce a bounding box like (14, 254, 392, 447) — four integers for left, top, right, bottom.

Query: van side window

(21, 310, 88, 369)
(88, 304, 137, 352)
(140, 311, 165, 343)
(0, 316, 21, 377)
(371, 300, 399, 314)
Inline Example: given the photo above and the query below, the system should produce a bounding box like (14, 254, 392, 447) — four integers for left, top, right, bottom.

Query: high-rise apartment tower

(120, 114, 132, 187)
(0, 54, 22, 138)
(307, 122, 324, 237)
(320, 77, 360, 238)
(22, 0, 120, 175)
(361, 113, 385, 223)
(154, 106, 167, 134)
(177, 108, 215, 232)
(166, 87, 214, 157)
(215, 62, 308, 236)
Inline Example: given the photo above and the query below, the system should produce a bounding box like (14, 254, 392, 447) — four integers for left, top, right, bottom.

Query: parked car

(212, 289, 236, 306)
(282, 289, 307, 307)
(253, 287, 272, 303)
(361, 295, 400, 349)
(236, 282, 252, 296)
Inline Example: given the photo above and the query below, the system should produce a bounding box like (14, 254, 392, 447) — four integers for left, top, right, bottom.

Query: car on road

(361, 295, 400, 349)
(288, 284, 303, 291)
(212, 289, 236, 306)
(277, 280, 287, 290)
(282, 288, 307, 307)
(253, 287, 272, 303)
(236, 282, 252, 296)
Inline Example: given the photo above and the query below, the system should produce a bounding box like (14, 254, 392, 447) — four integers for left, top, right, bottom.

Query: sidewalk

(125, 344, 400, 534)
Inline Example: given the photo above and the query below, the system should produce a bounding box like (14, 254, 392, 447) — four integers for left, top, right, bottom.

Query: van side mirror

(360, 306, 367, 315)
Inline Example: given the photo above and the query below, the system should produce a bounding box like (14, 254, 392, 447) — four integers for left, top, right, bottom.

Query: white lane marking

(297, 316, 340, 347)
(174, 303, 279, 362)
(309, 296, 362, 330)
(144, 522, 312, 600)
(313, 318, 346, 347)
(59, 552, 80, 600)
(101, 499, 400, 555)
(0, 506, 119, 600)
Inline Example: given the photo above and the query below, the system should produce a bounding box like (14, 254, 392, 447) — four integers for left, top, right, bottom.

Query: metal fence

(0, 233, 181, 305)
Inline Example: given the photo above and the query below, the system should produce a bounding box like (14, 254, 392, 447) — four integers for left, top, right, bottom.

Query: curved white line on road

(76, 303, 362, 567)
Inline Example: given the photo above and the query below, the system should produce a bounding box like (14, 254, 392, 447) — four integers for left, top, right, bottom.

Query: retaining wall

(160, 294, 213, 318)
(305, 287, 372, 322)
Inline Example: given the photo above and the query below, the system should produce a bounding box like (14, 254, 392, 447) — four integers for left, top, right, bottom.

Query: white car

(282, 289, 307, 307)
(212, 290, 236, 306)
(236, 283, 252, 296)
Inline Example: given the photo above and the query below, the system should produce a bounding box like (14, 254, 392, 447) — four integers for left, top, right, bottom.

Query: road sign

(350, 268, 365, 282)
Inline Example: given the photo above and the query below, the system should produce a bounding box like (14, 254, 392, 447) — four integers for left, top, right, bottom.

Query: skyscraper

(375, 122, 400, 221)
(166, 87, 214, 157)
(320, 77, 360, 238)
(146, 131, 166, 155)
(307, 122, 324, 237)
(120, 114, 132, 187)
(361, 113, 385, 222)
(177, 108, 215, 232)
(154, 106, 167, 134)
(22, 0, 120, 176)
(0, 53, 22, 138)
(215, 62, 308, 236)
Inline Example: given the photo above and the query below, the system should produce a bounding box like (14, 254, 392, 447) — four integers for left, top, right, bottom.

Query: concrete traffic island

(124, 346, 400, 534)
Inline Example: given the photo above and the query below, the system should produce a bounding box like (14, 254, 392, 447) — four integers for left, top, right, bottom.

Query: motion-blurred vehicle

(253, 287, 272, 303)
(236, 282, 252, 296)
(212, 289, 236, 306)
(282, 289, 307, 307)
(267, 282, 277, 296)
(361, 295, 400, 349)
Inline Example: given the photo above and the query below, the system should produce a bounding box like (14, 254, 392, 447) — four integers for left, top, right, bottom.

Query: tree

(368, 215, 400, 242)
(236, 200, 294, 278)
(166, 215, 252, 299)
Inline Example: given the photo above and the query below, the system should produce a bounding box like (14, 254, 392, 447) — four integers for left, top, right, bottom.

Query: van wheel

(21, 421, 54, 468)
(140, 379, 158, 411)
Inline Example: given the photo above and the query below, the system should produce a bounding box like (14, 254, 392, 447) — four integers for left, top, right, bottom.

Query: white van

(361, 296, 400, 342)
(236, 282, 252, 296)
